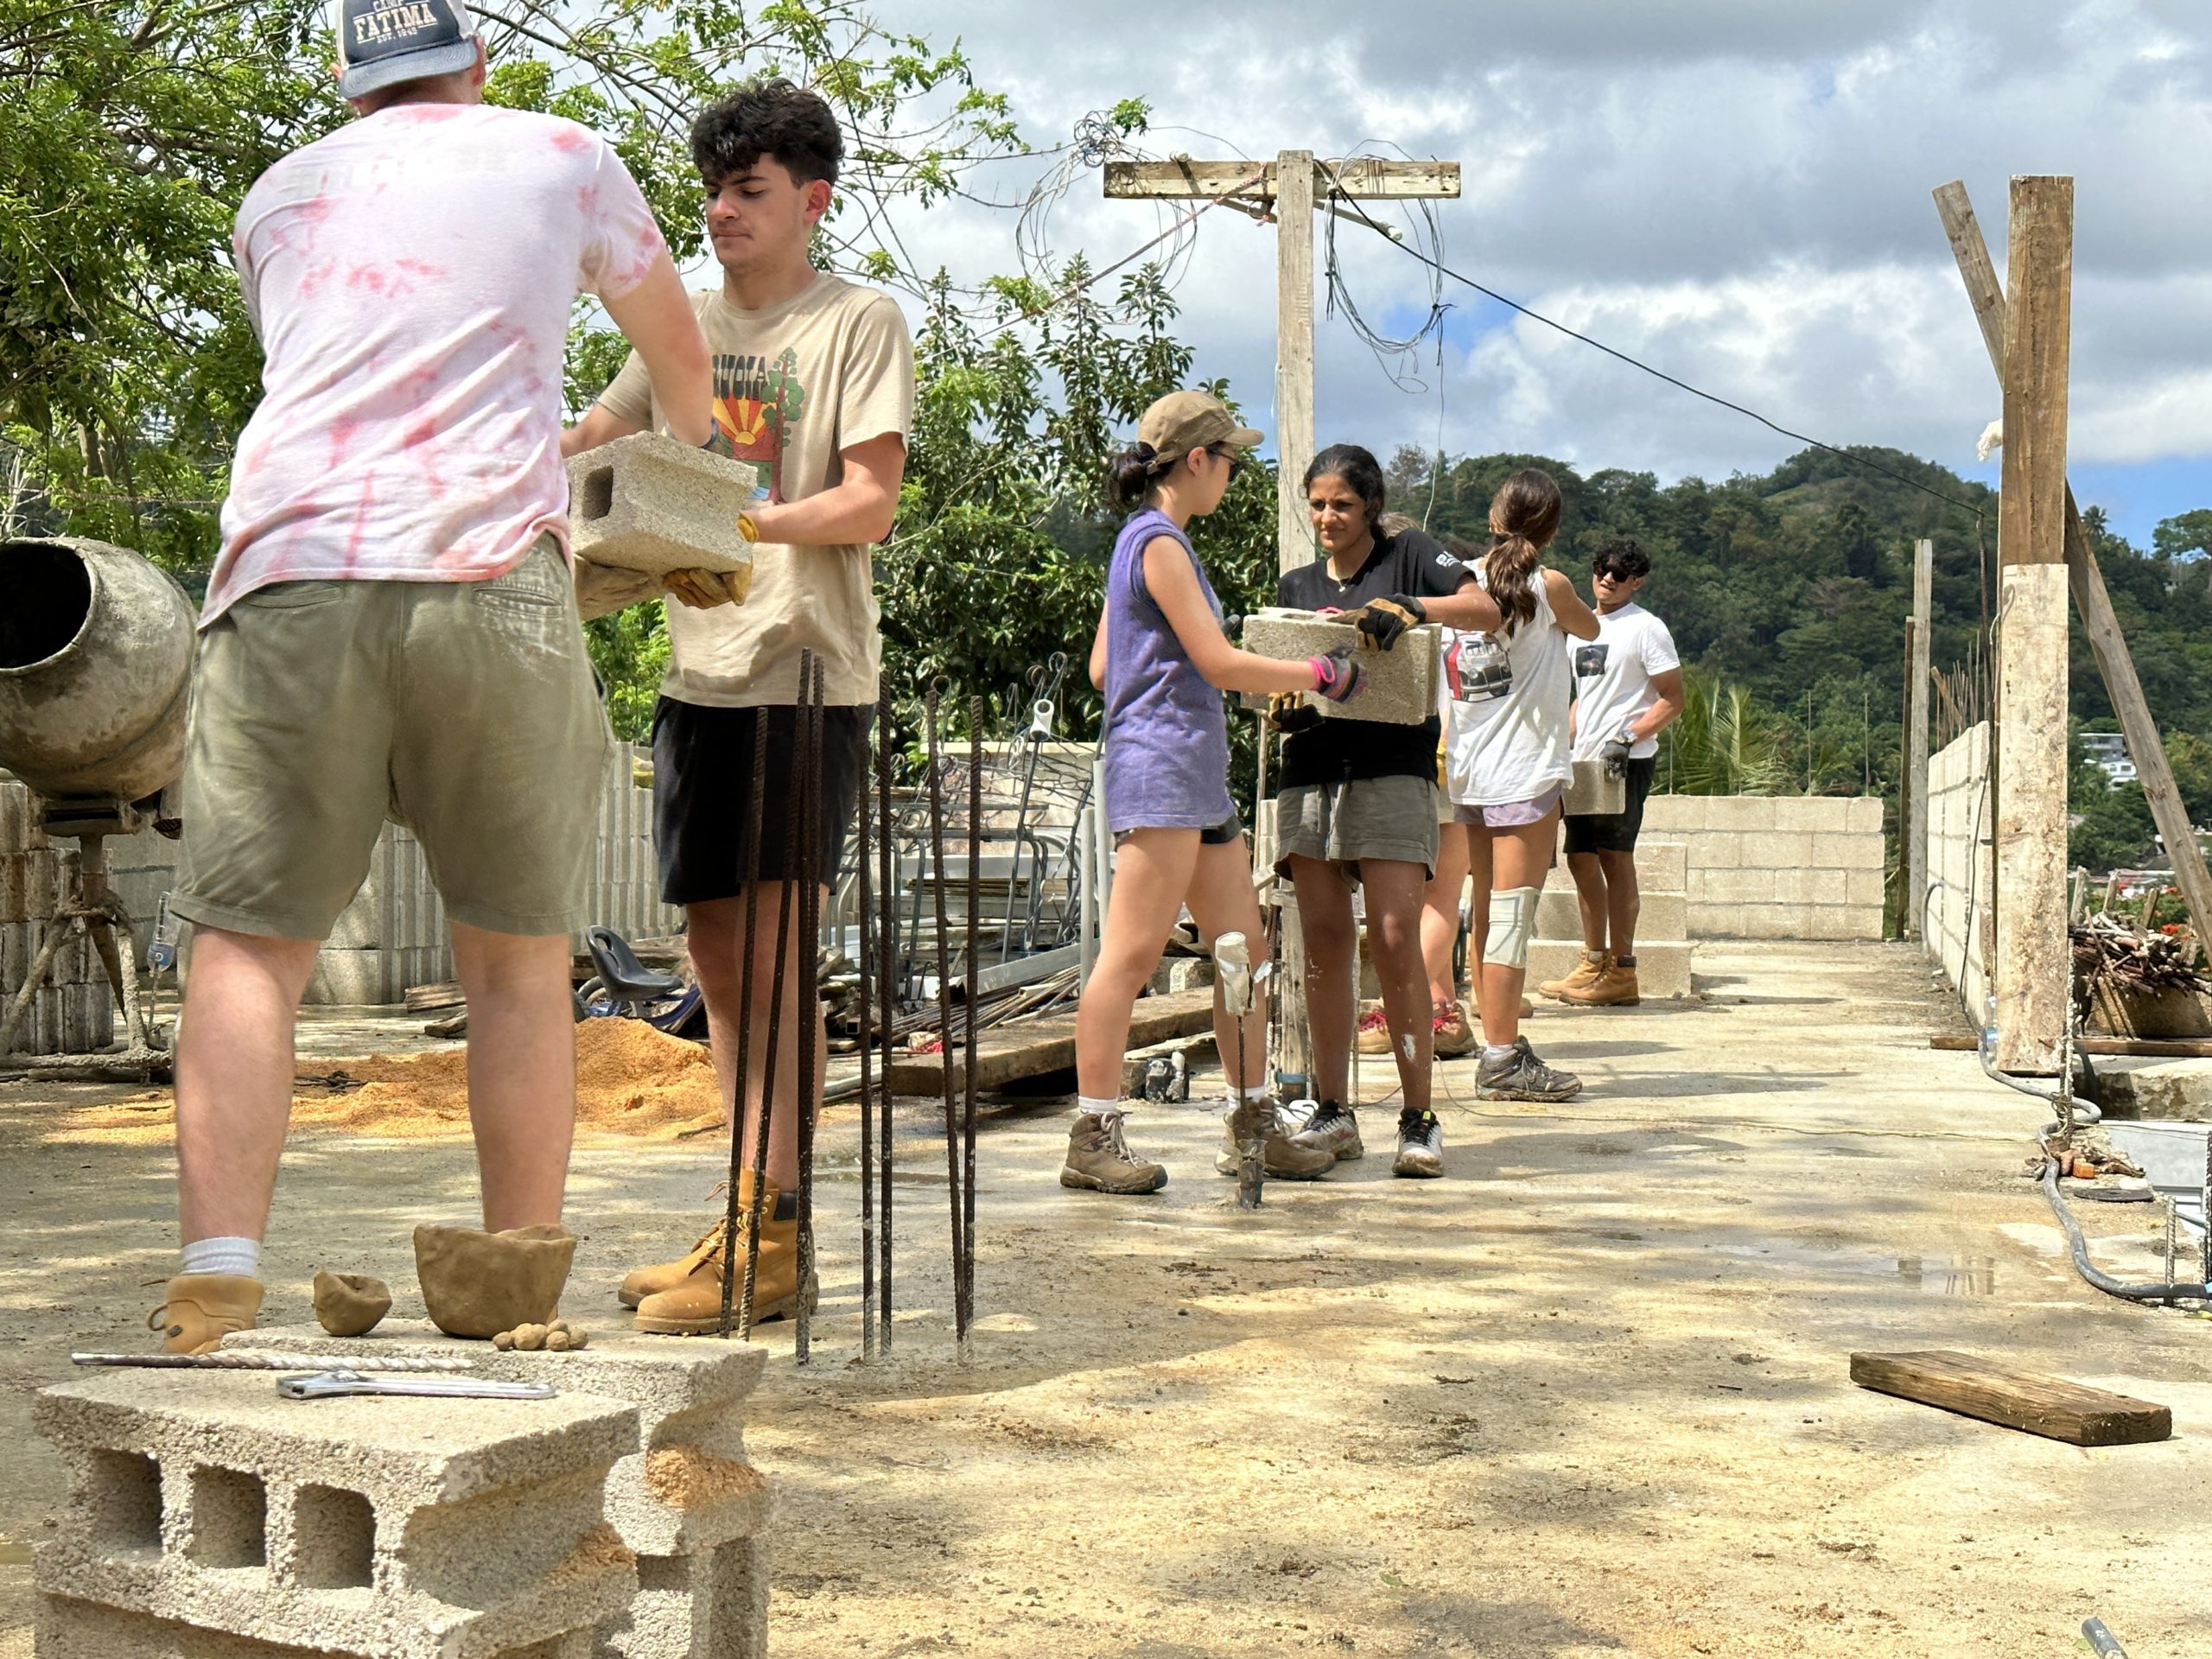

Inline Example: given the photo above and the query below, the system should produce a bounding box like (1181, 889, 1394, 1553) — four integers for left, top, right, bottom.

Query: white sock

(1236, 1083, 1270, 1100)
(180, 1236, 260, 1279)
(1077, 1095, 1121, 1120)
(1482, 1044, 1516, 1063)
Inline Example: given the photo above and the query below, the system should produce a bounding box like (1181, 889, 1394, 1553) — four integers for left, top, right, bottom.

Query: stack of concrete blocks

(0, 775, 114, 1054)
(1527, 838, 1695, 997)
(234, 1323, 772, 1659)
(1237, 610, 1440, 725)
(566, 435, 760, 580)
(1642, 795, 1887, 940)
(34, 1367, 641, 1658)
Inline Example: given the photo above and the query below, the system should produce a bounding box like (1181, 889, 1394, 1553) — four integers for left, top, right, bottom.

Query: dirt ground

(3, 940, 2209, 1657)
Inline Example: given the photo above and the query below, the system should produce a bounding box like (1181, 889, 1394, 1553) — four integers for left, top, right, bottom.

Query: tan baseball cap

(1137, 390, 1264, 459)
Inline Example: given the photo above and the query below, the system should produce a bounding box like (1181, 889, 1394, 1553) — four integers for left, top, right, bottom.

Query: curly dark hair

(1591, 537, 1652, 582)
(690, 76, 843, 189)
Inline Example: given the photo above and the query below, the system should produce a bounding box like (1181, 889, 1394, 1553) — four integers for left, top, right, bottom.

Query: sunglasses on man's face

(1592, 568, 1634, 585)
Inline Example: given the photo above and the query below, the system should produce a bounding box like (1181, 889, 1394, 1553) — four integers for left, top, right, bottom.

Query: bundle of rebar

(2071, 911, 2208, 1001)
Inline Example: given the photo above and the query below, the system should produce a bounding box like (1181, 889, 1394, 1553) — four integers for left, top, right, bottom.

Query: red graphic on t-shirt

(712, 347, 805, 503)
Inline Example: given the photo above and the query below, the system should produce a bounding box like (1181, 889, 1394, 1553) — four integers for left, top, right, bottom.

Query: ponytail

(1482, 467, 1562, 636)
(1109, 442, 1167, 507)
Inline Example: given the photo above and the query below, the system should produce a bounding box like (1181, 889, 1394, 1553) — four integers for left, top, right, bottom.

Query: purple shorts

(1451, 783, 1563, 829)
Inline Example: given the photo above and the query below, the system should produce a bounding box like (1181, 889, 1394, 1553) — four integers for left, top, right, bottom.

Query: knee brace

(1483, 887, 1539, 970)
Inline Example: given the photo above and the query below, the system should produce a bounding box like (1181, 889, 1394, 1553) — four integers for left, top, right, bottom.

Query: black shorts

(1114, 817, 1244, 849)
(1562, 756, 1657, 855)
(652, 697, 872, 905)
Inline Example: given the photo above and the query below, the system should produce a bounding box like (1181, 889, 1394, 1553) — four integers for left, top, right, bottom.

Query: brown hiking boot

(1212, 1109, 1337, 1180)
(1059, 1109, 1168, 1194)
(1539, 950, 1610, 1001)
(1433, 998, 1478, 1058)
(618, 1175, 761, 1308)
(149, 1274, 263, 1355)
(1561, 960, 1641, 1007)
(634, 1179, 813, 1332)
(1353, 1004, 1393, 1055)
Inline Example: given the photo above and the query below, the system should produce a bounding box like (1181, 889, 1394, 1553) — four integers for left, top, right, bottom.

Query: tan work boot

(1352, 1004, 1393, 1055)
(1561, 959, 1641, 1007)
(634, 1179, 813, 1332)
(1059, 1109, 1168, 1194)
(1432, 998, 1478, 1058)
(1212, 1109, 1337, 1180)
(618, 1175, 763, 1307)
(149, 1274, 263, 1355)
(1539, 949, 1610, 1001)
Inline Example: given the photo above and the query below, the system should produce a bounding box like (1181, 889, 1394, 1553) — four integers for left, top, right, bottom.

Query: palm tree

(1661, 671, 1792, 796)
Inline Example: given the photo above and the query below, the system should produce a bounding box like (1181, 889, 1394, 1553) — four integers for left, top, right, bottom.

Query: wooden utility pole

(1993, 175, 2075, 1072)
(1906, 538, 1935, 941)
(1933, 181, 2212, 1019)
(1103, 154, 1463, 571)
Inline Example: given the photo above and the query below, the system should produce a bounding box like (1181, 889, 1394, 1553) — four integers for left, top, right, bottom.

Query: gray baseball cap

(334, 0, 480, 100)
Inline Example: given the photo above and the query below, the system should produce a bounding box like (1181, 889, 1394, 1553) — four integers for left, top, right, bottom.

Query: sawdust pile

(57, 1020, 724, 1145)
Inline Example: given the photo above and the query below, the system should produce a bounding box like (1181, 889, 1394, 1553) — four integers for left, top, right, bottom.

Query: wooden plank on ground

(1850, 1350, 2171, 1446)
(403, 981, 464, 1014)
(886, 987, 1216, 1096)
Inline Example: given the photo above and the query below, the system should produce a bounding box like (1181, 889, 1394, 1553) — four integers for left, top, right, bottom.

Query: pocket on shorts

(474, 544, 568, 615)
(237, 579, 346, 609)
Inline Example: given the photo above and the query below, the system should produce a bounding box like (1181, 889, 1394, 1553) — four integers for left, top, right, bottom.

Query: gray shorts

(174, 539, 613, 940)
(1274, 774, 1440, 882)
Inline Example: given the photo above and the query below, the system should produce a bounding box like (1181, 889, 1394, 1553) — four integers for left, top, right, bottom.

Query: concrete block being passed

(566, 434, 761, 579)
(35, 1370, 639, 1659)
(1238, 609, 1439, 727)
(1529, 938, 1693, 997)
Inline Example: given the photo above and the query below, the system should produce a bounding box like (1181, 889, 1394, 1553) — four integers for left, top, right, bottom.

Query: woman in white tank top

(1438, 469, 1599, 1102)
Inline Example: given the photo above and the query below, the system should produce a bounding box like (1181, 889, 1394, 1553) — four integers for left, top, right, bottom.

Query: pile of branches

(2071, 912, 2209, 1006)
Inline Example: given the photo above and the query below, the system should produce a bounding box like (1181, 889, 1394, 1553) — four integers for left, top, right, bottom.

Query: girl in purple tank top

(1060, 390, 1366, 1197)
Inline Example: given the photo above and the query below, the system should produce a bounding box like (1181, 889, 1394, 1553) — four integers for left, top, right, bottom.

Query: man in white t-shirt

(1542, 539, 1684, 1008)
(152, 0, 713, 1353)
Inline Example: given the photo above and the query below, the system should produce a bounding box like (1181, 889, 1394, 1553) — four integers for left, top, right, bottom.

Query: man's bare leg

(175, 927, 322, 1245)
(451, 922, 576, 1230)
(1567, 850, 1609, 954)
(688, 886, 823, 1195)
(1598, 848, 1640, 960)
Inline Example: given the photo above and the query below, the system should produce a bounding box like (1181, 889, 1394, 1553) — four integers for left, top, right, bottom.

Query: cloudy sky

(811, 0, 2212, 545)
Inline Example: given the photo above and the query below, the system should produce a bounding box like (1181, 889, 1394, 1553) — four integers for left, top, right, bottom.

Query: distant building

(2081, 732, 2135, 790)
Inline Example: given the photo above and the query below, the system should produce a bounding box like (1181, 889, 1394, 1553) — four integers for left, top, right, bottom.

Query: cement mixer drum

(0, 537, 196, 804)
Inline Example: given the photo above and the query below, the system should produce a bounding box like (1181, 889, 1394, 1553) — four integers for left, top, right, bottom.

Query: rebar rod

(876, 684, 897, 1353)
(855, 692, 878, 1362)
(925, 687, 967, 1332)
(794, 659, 824, 1364)
(962, 697, 983, 1357)
(718, 705, 773, 1339)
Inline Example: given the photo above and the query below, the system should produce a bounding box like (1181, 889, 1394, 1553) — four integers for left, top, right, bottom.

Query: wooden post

(1933, 180, 2212, 957)
(1906, 538, 1934, 941)
(1993, 175, 2074, 1073)
(1274, 149, 1317, 574)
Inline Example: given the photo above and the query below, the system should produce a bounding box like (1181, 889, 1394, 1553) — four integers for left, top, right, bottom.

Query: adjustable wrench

(276, 1370, 556, 1402)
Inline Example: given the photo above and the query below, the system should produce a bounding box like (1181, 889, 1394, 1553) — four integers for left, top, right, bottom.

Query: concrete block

(1685, 904, 1743, 939)
(1535, 888, 1687, 941)
(1698, 797, 1774, 830)
(601, 1539, 767, 1659)
(35, 1370, 639, 1659)
(1805, 904, 1885, 939)
(1772, 867, 1847, 906)
(1847, 868, 1888, 908)
(2097, 1061, 2212, 1122)
(1634, 841, 1688, 891)
(1736, 905, 1814, 940)
(1681, 830, 1739, 870)
(1637, 795, 1701, 833)
(1770, 795, 1848, 833)
(1694, 867, 1774, 905)
(1238, 609, 1439, 727)
(1738, 831, 1812, 871)
(1812, 832, 1886, 871)
(1528, 938, 1693, 996)
(1846, 795, 1886, 835)
(567, 434, 760, 579)
(37, 1598, 601, 1658)
(233, 1325, 770, 1560)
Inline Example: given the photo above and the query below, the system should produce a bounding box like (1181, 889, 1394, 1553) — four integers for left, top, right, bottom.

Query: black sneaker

(1392, 1108, 1445, 1178)
(1475, 1042, 1581, 1103)
(1289, 1098, 1363, 1161)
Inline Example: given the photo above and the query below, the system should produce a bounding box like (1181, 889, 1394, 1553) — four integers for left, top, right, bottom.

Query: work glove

(1599, 734, 1633, 776)
(1266, 691, 1321, 734)
(661, 567, 753, 610)
(1309, 647, 1363, 703)
(1353, 594, 1426, 652)
(573, 556, 659, 621)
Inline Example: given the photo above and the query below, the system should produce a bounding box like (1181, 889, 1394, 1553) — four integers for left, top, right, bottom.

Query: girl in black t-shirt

(1270, 443, 1500, 1179)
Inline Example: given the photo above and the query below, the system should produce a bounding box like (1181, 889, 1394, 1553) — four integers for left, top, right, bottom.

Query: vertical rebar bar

(718, 706, 772, 1339)
(855, 694, 878, 1363)
(961, 698, 983, 1357)
(925, 686, 966, 1340)
(794, 658, 823, 1364)
(876, 685, 897, 1353)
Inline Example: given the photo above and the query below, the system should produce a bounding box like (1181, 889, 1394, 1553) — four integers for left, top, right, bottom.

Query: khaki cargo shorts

(1273, 772, 1441, 884)
(174, 538, 613, 941)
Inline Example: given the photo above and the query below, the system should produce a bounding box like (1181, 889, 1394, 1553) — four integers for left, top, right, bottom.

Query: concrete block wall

(1638, 794, 1887, 940)
(1527, 838, 1695, 997)
(1924, 722, 1991, 1020)
(0, 780, 113, 1054)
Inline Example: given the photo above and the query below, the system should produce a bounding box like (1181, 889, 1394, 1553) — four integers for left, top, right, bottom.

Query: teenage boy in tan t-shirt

(565, 76, 914, 1330)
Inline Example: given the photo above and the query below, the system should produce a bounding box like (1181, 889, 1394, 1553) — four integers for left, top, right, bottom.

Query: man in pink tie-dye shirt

(151, 0, 714, 1353)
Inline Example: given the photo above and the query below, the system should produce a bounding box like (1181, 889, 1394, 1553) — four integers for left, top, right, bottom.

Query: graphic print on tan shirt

(596, 272, 914, 708)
